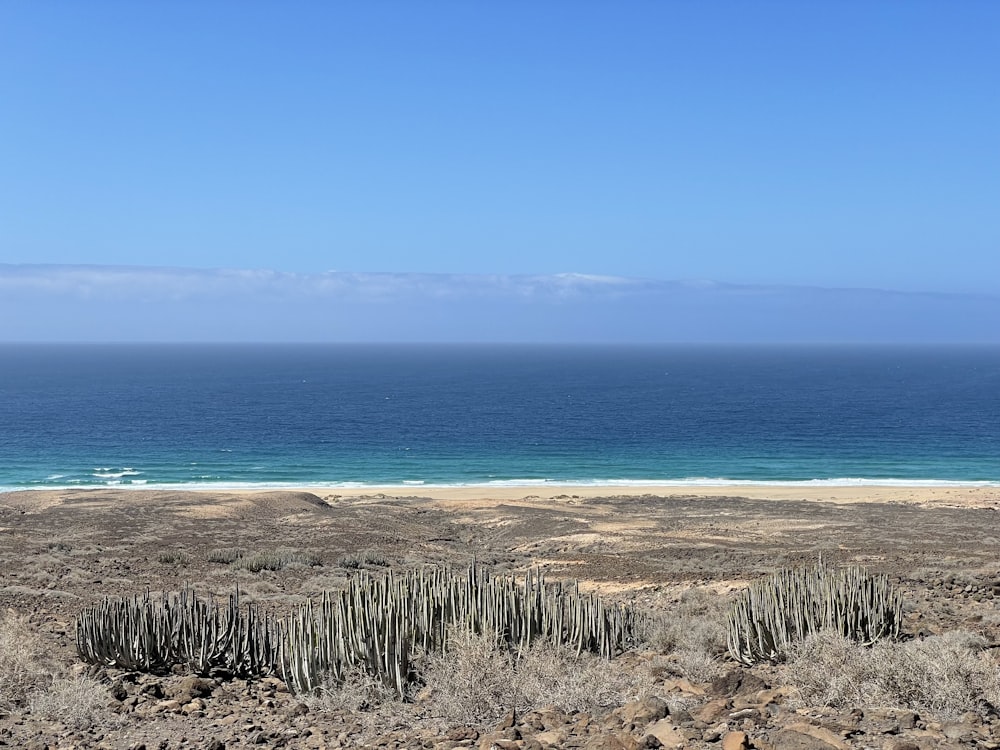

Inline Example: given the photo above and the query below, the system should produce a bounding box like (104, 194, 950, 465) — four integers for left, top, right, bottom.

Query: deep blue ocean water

(1, 343, 999, 490)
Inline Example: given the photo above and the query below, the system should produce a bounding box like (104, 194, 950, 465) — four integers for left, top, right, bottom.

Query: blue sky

(1, 2, 998, 341)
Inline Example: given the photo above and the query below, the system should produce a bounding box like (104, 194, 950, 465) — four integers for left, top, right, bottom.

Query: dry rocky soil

(2, 488, 1000, 749)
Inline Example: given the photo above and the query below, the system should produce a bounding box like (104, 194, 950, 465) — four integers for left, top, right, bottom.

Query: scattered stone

(709, 670, 767, 699)
(721, 731, 750, 750)
(167, 677, 215, 704)
(496, 709, 517, 730)
(445, 727, 479, 741)
(762, 728, 842, 750)
(785, 722, 851, 750)
(109, 680, 129, 701)
(660, 678, 706, 696)
(139, 680, 164, 699)
(618, 696, 669, 726)
(581, 732, 641, 750)
(862, 708, 918, 735)
(645, 719, 686, 749)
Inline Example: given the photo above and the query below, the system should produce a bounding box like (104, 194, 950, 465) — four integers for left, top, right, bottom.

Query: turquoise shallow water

(1, 343, 998, 490)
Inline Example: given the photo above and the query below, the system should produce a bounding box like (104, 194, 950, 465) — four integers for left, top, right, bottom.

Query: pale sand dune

(3, 483, 998, 512)
(283, 483, 1000, 508)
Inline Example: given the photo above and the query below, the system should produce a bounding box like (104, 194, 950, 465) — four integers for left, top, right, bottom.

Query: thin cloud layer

(1, 264, 997, 343)
(0, 265, 651, 302)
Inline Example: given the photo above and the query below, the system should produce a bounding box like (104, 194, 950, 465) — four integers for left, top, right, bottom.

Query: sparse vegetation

(784, 629, 1000, 720)
(232, 548, 322, 572)
(313, 627, 644, 730)
(156, 550, 188, 565)
(645, 588, 728, 653)
(0, 611, 54, 709)
(28, 676, 111, 729)
(8, 486, 1000, 748)
(339, 550, 389, 569)
(642, 588, 728, 683)
(1, 611, 112, 730)
(207, 547, 246, 564)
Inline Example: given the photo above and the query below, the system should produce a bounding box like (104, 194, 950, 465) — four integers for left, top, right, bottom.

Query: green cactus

(726, 562, 903, 665)
(278, 564, 637, 697)
(75, 566, 637, 699)
(76, 587, 276, 678)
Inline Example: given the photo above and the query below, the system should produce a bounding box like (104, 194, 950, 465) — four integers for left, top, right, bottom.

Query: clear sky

(2, 1, 998, 296)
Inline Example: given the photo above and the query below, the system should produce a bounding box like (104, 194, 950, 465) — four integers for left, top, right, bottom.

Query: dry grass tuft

(300, 627, 645, 733)
(302, 665, 403, 716)
(207, 547, 246, 564)
(643, 588, 728, 654)
(784, 629, 1000, 720)
(419, 628, 643, 726)
(0, 610, 54, 709)
(28, 676, 110, 729)
(1, 610, 113, 728)
(642, 588, 728, 683)
(231, 547, 322, 572)
(339, 550, 390, 569)
(156, 550, 188, 565)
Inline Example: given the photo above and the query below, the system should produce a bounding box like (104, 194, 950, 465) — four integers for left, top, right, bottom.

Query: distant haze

(2, 264, 997, 343)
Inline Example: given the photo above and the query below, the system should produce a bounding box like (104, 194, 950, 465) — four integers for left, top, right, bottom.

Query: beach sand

(282, 482, 1000, 508)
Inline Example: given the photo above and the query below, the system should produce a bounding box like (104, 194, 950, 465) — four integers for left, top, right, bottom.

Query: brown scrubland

(2, 485, 1000, 749)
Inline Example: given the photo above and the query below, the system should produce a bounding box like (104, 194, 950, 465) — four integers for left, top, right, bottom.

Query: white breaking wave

(91, 469, 142, 479)
(5, 476, 999, 493)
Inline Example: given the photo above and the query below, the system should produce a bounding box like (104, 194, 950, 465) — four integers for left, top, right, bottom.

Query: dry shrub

(784, 629, 1000, 720)
(302, 665, 403, 722)
(28, 676, 109, 729)
(1, 610, 112, 728)
(0, 610, 54, 709)
(643, 588, 728, 683)
(643, 588, 727, 653)
(672, 647, 726, 684)
(419, 628, 518, 726)
(514, 640, 643, 713)
(420, 629, 642, 726)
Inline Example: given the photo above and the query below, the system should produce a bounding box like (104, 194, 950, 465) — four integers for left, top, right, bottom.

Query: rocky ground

(2, 487, 1000, 749)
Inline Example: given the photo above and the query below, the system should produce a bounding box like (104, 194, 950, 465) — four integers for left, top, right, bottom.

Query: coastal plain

(2, 484, 1000, 748)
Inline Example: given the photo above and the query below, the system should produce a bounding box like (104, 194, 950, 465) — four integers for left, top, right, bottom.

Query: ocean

(1, 343, 998, 490)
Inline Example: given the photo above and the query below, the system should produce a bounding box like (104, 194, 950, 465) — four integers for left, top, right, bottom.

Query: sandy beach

(277, 482, 1000, 508)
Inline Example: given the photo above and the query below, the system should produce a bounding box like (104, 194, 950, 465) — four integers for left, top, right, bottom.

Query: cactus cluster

(75, 565, 636, 698)
(76, 587, 275, 678)
(279, 565, 637, 696)
(727, 562, 903, 665)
